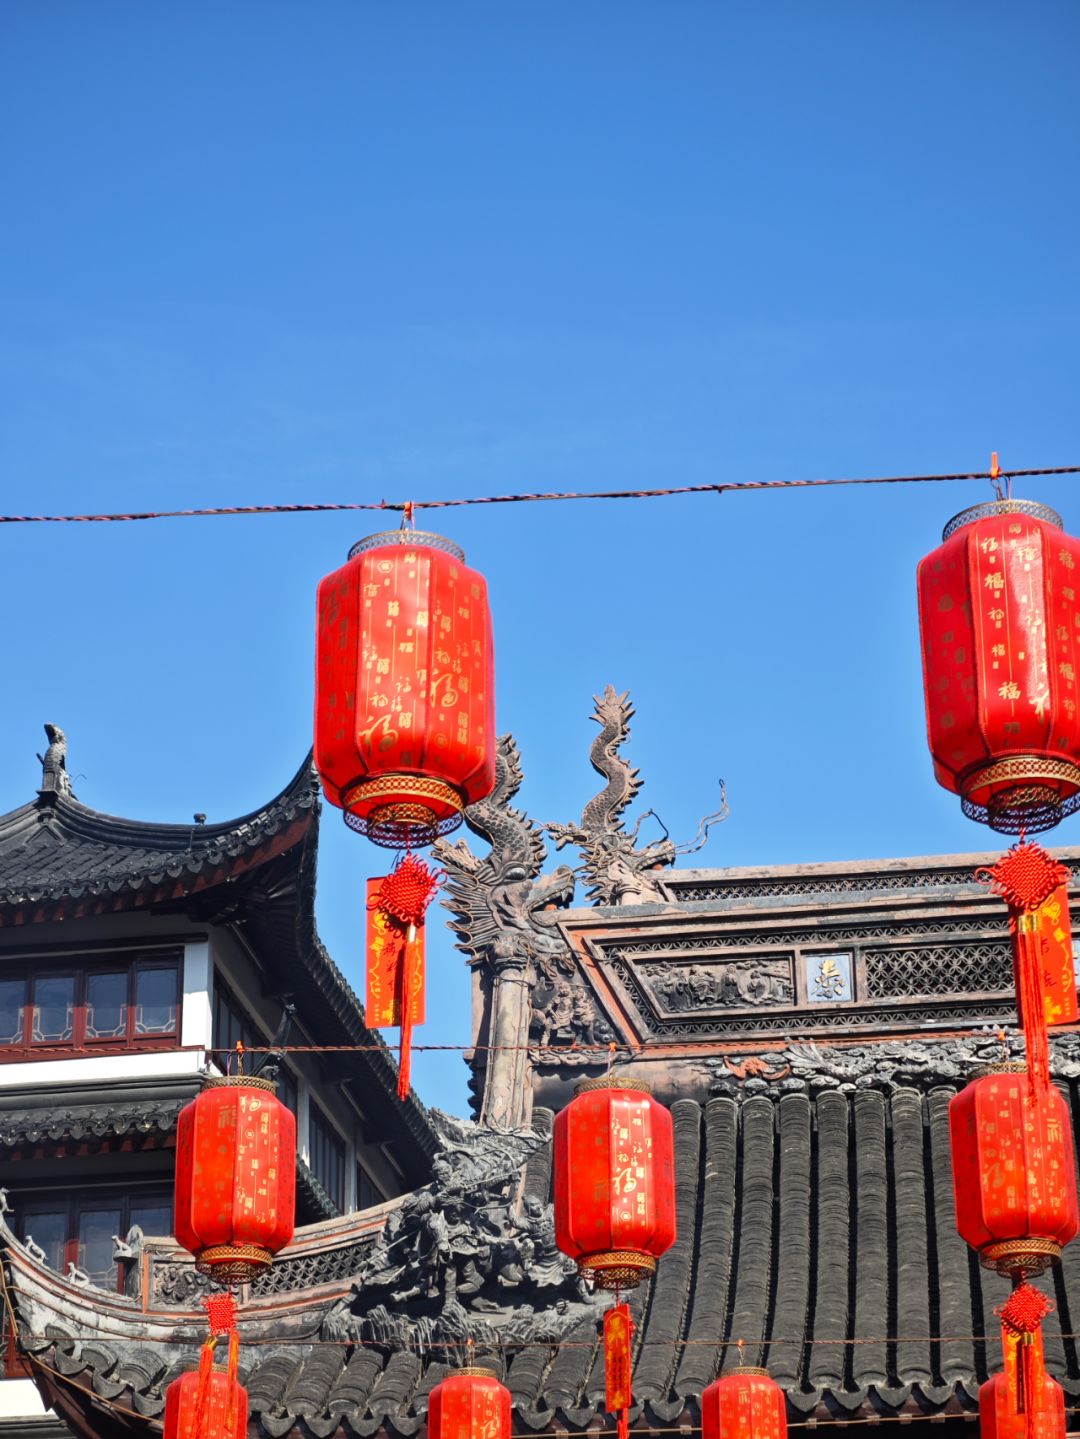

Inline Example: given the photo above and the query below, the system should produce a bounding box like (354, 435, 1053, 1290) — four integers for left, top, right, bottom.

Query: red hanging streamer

(981, 842, 1073, 1092)
(366, 856, 441, 1100)
(604, 1302, 634, 1439)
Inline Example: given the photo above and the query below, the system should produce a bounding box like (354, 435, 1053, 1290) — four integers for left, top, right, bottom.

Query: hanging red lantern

(701, 1367, 787, 1439)
(314, 527, 496, 848)
(980, 1326, 1065, 1439)
(917, 497, 1080, 833)
(950, 1064, 1079, 1275)
(174, 1075, 296, 1284)
(553, 1076, 676, 1290)
(427, 1366, 511, 1439)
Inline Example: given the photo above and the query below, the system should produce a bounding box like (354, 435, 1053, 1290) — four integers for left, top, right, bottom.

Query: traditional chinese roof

(0, 729, 439, 1178)
(0, 734, 317, 917)
(10, 1042, 1080, 1439)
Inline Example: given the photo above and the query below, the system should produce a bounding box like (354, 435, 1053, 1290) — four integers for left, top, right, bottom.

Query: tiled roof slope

(12, 1077, 1080, 1435)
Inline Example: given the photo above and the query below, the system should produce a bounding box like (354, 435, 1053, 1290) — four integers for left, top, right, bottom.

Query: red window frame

(0, 953, 182, 1060)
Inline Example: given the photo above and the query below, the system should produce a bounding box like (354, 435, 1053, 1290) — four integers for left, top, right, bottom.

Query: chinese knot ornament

(174, 1075, 296, 1284)
(701, 1367, 788, 1439)
(950, 1064, 1079, 1275)
(314, 528, 496, 848)
(553, 1076, 676, 1290)
(427, 1366, 511, 1439)
(917, 498, 1080, 834)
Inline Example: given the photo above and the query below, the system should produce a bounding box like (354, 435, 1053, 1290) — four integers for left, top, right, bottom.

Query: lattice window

(864, 942, 1014, 999)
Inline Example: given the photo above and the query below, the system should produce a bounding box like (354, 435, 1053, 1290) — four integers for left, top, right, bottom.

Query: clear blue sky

(2, 4, 1078, 1114)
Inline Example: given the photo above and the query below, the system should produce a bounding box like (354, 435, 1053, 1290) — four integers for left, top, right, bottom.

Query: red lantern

(980, 1328, 1065, 1439)
(174, 1076, 296, 1284)
(950, 1064, 1079, 1275)
(314, 528, 496, 848)
(701, 1368, 787, 1439)
(428, 1366, 511, 1439)
(163, 1359, 247, 1439)
(553, 1077, 676, 1290)
(917, 498, 1080, 833)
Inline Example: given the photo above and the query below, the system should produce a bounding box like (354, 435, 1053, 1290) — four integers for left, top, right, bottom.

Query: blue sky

(2, 3, 1078, 1113)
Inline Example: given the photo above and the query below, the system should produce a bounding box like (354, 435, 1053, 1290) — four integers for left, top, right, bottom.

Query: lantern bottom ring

(959, 756, 1080, 835)
(980, 1237, 1063, 1276)
(195, 1244, 274, 1284)
(342, 776, 466, 848)
(578, 1251, 656, 1291)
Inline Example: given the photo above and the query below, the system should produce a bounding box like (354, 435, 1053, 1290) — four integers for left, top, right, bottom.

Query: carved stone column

(480, 945, 533, 1129)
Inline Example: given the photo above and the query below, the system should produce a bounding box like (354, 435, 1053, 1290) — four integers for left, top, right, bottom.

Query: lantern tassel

(999, 1283, 1054, 1439)
(604, 1302, 634, 1439)
(366, 856, 441, 1102)
(397, 927, 414, 1102)
(192, 1336, 217, 1439)
(1017, 914, 1051, 1092)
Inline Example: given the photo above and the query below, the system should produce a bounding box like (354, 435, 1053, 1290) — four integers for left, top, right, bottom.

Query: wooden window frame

(309, 1103, 346, 1213)
(0, 953, 182, 1062)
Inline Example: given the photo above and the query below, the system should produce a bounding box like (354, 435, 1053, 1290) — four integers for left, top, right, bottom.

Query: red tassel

(192, 1336, 217, 1439)
(604, 1302, 634, 1439)
(1017, 915, 1052, 1092)
(366, 856, 440, 1102)
(397, 928, 413, 1102)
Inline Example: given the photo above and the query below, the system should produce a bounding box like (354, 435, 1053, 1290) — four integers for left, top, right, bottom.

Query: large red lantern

(315, 528, 496, 848)
(163, 1366, 247, 1439)
(428, 1366, 511, 1439)
(917, 498, 1080, 833)
(950, 1064, 1079, 1275)
(174, 1076, 296, 1284)
(701, 1368, 787, 1439)
(553, 1076, 676, 1290)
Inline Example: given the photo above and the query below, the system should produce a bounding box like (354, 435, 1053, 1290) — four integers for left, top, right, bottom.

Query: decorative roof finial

(36, 723, 73, 799)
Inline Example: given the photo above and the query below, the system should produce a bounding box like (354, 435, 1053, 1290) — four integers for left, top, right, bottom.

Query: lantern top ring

(574, 1075, 652, 1096)
(969, 1060, 1027, 1078)
(729, 1367, 771, 1377)
(941, 498, 1063, 541)
(451, 1366, 499, 1379)
(347, 529, 466, 563)
(202, 1074, 279, 1094)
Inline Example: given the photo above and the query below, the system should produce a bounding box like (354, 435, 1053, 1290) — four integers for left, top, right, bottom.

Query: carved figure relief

(644, 958, 793, 1011)
(318, 1111, 592, 1356)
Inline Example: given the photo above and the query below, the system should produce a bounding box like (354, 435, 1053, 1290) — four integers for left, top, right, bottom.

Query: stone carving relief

(707, 1030, 1080, 1095)
(319, 1111, 592, 1356)
(644, 958, 793, 1012)
(435, 736, 614, 1116)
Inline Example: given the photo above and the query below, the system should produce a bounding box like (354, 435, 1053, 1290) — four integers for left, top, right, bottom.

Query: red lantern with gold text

(428, 1366, 511, 1439)
(314, 528, 496, 849)
(980, 1328, 1064, 1439)
(553, 1076, 676, 1291)
(701, 1368, 788, 1439)
(950, 1064, 1079, 1275)
(917, 498, 1080, 833)
(174, 1075, 296, 1284)
(163, 1368, 248, 1439)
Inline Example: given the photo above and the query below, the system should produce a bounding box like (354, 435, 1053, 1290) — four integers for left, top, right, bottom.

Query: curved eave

(0, 755, 319, 916)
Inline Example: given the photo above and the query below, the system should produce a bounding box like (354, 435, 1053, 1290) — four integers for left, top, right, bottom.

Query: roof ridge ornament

(36, 722, 73, 800)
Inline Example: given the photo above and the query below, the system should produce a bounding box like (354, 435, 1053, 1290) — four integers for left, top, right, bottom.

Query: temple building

(3, 693, 1080, 1439)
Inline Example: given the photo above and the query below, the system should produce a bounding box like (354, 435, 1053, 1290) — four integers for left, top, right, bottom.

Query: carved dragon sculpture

(434, 734, 576, 978)
(545, 686, 728, 904)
